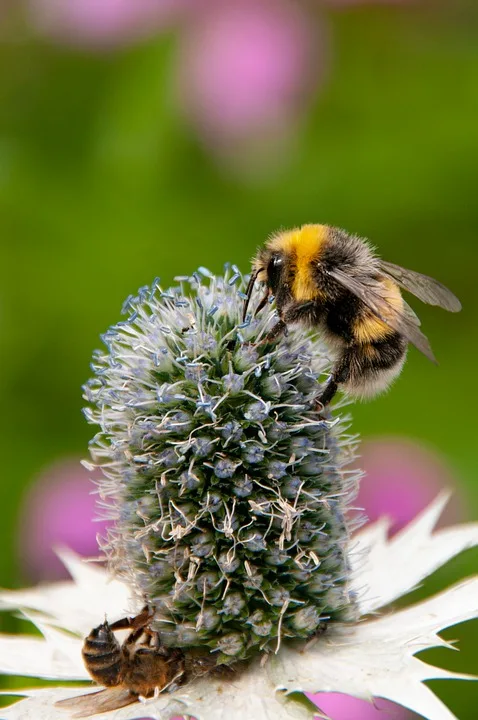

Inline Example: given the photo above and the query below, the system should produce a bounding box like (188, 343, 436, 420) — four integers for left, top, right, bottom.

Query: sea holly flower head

(82, 266, 360, 661)
(1, 269, 477, 720)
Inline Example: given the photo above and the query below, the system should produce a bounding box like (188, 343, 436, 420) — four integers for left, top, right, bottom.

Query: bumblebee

(243, 224, 461, 407)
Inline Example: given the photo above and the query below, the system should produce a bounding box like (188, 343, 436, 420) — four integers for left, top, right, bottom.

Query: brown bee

(56, 606, 186, 718)
(244, 224, 461, 407)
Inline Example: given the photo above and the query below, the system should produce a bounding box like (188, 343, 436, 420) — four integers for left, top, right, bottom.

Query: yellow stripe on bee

(354, 277, 404, 343)
(354, 315, 391, 343)
(267, 224, 327, 302)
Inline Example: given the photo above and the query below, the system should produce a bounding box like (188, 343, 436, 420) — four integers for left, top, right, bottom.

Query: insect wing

(380, 260, 461, 312)
(55, 687, 136, 719)
(328, 267, 437, 363)
(403, 299, 421, 326)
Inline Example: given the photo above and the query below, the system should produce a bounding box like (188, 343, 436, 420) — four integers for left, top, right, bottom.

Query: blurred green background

(1, 0, 477, 717)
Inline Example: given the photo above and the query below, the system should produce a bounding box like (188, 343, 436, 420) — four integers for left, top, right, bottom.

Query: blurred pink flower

(28, 0, 188, 49)
(24, 0, 413, 170)
(176, 0, 324, 147)
(310, 693, 415, 719)
(357, 438, 463, 534)
(17, 459, 109, 582)
(25, 0, 328, 168)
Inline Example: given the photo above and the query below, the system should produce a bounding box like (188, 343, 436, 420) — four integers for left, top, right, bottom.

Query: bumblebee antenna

(242, 270, 259, 321)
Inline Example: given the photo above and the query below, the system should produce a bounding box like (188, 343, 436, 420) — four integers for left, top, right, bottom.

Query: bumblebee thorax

(266, 224, 327, 302)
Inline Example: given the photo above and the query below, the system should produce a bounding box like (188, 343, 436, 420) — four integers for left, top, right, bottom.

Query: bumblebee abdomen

(353, 311, 396, 344)
(353, 277, 404, 344)
(324, 275, 403, 346)
(82, 622, 123, 687)
(344, 332, 408, 399)
(325, 293, 362, 344)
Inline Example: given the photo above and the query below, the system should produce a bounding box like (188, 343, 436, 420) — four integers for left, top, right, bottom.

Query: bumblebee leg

(261, 319, 288, 343)
(253, 288, 271, 317)
(111, 607, 156, 661)
(258, 303, 316, 345)
(316, 378, 338, 409)
(316, 352, 352, 409)
(282, 301, 315, 324)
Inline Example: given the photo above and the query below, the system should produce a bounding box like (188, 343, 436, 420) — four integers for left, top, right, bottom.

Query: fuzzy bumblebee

(244, 224, 461, 407)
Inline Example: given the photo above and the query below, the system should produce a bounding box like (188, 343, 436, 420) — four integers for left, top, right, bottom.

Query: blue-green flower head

(83, 266, 360, 663)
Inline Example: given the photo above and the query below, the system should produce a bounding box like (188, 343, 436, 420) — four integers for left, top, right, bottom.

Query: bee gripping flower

(1, 270, 478, 720)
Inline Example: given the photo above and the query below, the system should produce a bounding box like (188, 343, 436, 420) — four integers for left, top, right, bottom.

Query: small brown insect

(56, 606, 186, 718)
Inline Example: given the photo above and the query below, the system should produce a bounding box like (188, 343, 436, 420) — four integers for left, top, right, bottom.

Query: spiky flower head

(82, 266, 359, 662)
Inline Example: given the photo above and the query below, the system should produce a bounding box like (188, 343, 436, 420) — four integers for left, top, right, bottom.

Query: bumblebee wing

(328, 267, 437, 363)
(403, 299, 421, 326)
(380, 261, 462, 312)
(55, 687, 136, 718)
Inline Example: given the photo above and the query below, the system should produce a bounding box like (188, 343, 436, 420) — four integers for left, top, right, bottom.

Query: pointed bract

(271, 577, 478, 720)
(350, 492, 478, 615)
(1, 674, 314, 720)
(0, 550, 133, 637)
(0, 631, 86, 681)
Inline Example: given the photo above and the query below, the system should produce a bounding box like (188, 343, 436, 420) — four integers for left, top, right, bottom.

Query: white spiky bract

(1, 496, 478, 720)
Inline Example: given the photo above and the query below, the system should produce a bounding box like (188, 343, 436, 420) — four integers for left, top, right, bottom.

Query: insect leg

(282, 301, 315, 324)
(253, 288, 271, 317)
(109, 606, 153, 633)
(261, 319, 288, 343)
(316, 351, 352, 408)
(316, 378, 339, 408)
(120, 623, 153, 664)
(259, 301, 316, 345)
(111, 608, 156, 661)
(142, 628, 171, 656)
(242, 269, 259, 321)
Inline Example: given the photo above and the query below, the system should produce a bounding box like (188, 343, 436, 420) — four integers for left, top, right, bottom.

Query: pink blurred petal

(28, 0, 190, 49)
(17, 459, 109, 582)
(310, 692, 415, 719)
(357, 438, 464, 534)
(325, 0, 412, 6)
(176, 0, 325, 147)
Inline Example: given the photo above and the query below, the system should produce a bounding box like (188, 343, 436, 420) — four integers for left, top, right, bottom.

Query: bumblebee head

(243, 225, 328, 321)
(243, 248, 285, 321)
